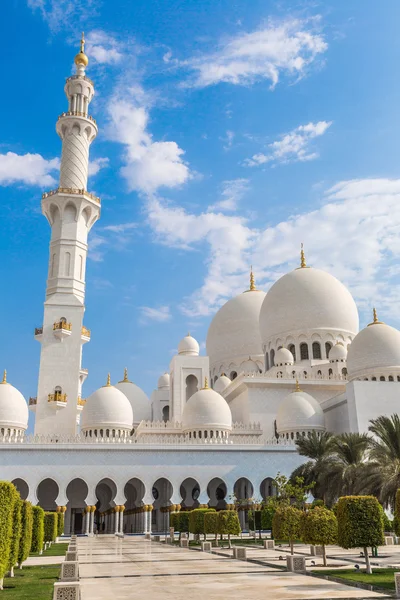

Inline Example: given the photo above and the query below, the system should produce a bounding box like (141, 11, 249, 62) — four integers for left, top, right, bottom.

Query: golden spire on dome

(294, 379, 301, 392)
(1, 370, 7, 384)
(368, 307, 384, 326)
(201, 377, 209, 390)
(249, 266, 256, 291)
(300, 243, 307, 268)
(74, 31, 89, 67)
(104, 373, 111, 387)
(119, 368, 132, 383)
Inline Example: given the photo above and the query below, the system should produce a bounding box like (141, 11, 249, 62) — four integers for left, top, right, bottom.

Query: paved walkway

(77, 536, 387, 599)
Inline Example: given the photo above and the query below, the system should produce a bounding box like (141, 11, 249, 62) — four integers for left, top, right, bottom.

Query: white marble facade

(1, 38, 400, 535)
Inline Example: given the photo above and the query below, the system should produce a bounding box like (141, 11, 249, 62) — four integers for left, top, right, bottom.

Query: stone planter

(180, 539, 189, 548)
(144, 533, 151, 540)
(53, 582, 80, 600)
(310, 545, 324, 556)
(394, 573, 400, 597)
(211, 539, 218, 547)
(201, 542, 212, 552)
(60, 561, 79, 582)
(263, 540, 275, 550)
(286, 555, 306, 572)
(165, 536, 173, 544)
(66, 551, 78, 562)
(153, 535, 160, 542)
(233, 547, 247, 560)
(385, 536, 395, 545)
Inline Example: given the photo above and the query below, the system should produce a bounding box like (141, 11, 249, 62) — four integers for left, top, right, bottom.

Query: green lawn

(315, 568, 397, 591)
(30, 542, 68, 557)
(2, 565, 60, 599)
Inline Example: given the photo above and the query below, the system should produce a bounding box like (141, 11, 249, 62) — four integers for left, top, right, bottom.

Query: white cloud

(139, 305, 171, 323)
(145, 179, 400, 324)
(107, 89, 191, 193)
(245, 121, 332, 167)
(182, 17, 327, 88)
(209, 178, 250, 211)
(102, 223, 137, 233)
(0, 152, 59, 187)
(88, 157, 109, 176)
(86, 30, 124, 65)
(27, 0, 100, 33)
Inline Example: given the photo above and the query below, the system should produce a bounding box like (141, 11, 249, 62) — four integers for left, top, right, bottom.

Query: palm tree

(291, 431, 335, 501)
(322, 432, 371, 505)
(364, 414, 400, 508)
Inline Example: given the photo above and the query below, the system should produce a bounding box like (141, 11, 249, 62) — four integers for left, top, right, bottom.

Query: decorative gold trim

(294, 379, 301, 393)
(53, 321, 72, 332)
(104, 373, 111, 387)
(42, 187, 101, 205)
(1, 370, 7, 384)
(368, 307, 384, 326)
(81, 326, 91, 338)
(119, 367, 131, 384)
(48, 393, 67, 403)
(201, 377, 209, 390)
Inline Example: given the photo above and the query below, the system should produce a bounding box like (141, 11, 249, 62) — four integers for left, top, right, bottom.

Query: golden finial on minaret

(368, 307, 383, 326)
(104, 373, 111, 387)
(249, 265, 256, 291)
(1, 370, 7, 384)
(300, 243, 307, 268)
(202, 377, 209, 390)
(119, 368, 132, 383)
(294, 379, 301, 392)
(74, 31, 89, 67)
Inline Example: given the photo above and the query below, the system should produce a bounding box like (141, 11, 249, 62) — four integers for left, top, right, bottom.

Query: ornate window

(325, 342, 332, 358)
(270, 349, 275, 367)
(288, 344, 296, 361)
(312, 342, 322, 359)
(300, 343, 309, 360)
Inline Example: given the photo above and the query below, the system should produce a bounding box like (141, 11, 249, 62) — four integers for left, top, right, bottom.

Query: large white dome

(182, 385, 232, 432)
(276, 386, 325, 436)
(214, 374, 231, 393)
(206, 286, 266, 369)
(260, 266, 359, 344)
(0, 372, 28, 431)
(115, 370, 151, 423)
(178, 334, 199, 356)
(347, 317, 400, 379)
(81, 379, 133, 432)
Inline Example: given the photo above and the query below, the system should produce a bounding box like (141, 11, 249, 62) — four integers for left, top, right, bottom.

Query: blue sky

(2, 0, 400, 429)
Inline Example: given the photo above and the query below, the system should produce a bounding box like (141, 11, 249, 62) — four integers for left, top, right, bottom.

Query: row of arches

(268, 341, 334, 369)
(12, 475, 276, 535)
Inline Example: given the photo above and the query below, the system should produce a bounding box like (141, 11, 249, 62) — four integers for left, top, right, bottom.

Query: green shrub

(188, 508, 216, 539)
(337, 496, 384, 574)
(44, 512, 58, 543)
(204, 512, 219, 539)
(301, 507, 337, 566)
(31, 506, 45, 554)
(0, 481, 18, 588)
(261, 505, 276, 533)
(170, 512, 190, 537)
(394, 490, 400, 536)
(311, 499, 325, 508)
(18, 501, 33, 568)
(272, 506, 302, 555)
(217, 510, 241, 548)
(8, 497, 22, 577)
(380, 507, 393, 533)
(57, 511, 64, 537)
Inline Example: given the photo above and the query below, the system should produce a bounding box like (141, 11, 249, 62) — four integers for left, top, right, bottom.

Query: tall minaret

(33, 34, 100, 436)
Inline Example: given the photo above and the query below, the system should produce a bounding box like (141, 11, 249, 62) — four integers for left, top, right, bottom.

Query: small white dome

(275, 347, 294, 366)
(81, 381, 133, 432)
(259, 266, 359, 343)
(178, 334, 200, 356)
(206, 280, 266, 368)
(0, 374, 28, 431)
(115, 370, 151, 423)
(276, 386, 325, 435)
(347, 316, 400, 379)
(182, 385, 232, 431)
(329, 342, 348, 362)
(157, 372, 170, 389)
(239, 357, 260, 373)
(214, 374, 231, 393)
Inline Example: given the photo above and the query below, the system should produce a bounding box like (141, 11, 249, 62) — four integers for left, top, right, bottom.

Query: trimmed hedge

(31, 506, 45, 553)
(188, 508, 216, 538)
(0, 481, 18, 588)
(204, 511, 219, 538)
(170, 511, 190, 533)
(18, 501, 33, 568)
(261, 505, 275, 532)
(57, 511, 64, 537)
(217, 510, 241, 547)
(8, 496, 22, 576)
(337, 495, 384, 574)
(272, 506, 302, 555)
(301, 507, 337, 566)
(44, 512, 58, 543)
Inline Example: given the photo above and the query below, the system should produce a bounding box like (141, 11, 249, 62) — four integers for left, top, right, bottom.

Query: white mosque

(1, 37, 400, 536)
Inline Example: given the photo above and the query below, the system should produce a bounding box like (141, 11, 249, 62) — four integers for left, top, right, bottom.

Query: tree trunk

(322, 544, 327, 567)
(0, 577, 3, 590)
(364, 546, 372, 574)
(18, 563, 22, 570)
(228, 534, 231, 549)
(290, 538, 294, 555)
(10, 567, 14, 578)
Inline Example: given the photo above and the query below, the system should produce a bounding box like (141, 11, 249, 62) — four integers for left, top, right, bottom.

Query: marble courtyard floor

(76, 536, 389, 599)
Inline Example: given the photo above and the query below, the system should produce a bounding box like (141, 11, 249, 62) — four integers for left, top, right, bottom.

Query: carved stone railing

(42, 188, 100, 205)
(48, 393, 67, 403)
(77, 398, 86, 406)
(58, 111, 97, 124)
(53, 321, 72, 332)
(34, 327, 43, 336)
(81, 326, 91, 338)
(29, 397, 37, 406)
(66, 74, 94, 86)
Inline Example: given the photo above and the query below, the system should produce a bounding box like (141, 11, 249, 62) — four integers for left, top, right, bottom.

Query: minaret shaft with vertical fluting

(34, 35, 100, 437)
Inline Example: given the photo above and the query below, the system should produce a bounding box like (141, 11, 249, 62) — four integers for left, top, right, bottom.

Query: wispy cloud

(102, 223, 137, 233)
(208, 178, 250, 212)
(0, 152, 59, 187)
(89, 157, 109, 176)
(181, 17, 327, 89)
(139, 305, 171, 323)
(86, 30, 125, 65)
(244, 121, 332, 167)
(145, 178, 400, 324)
(27, 0, 100, 33)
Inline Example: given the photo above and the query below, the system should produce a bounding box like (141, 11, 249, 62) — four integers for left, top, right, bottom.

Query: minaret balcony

(80, 367, 89, 383)
(42, 187, 100, 205)
(66, 74, 94, 86)
(48, 393, 67, 408)
(81, 326, 91, 343)
(29, 397, 37, 412)
(34, 327, 43, 341)
(58, 111, 97, 125)
(77, 397, 86, 411)
(53, 321, 72, 340)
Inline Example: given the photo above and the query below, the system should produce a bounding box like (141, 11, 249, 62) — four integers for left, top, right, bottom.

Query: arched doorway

(37, 478, 59, 511)
(180, 477, 200, 510)
(207, 477, 227, 510)
(152, 478, 173, 532)
(185, 375, 198, 401)
(95, 478, 117, 534)
(234, 477, 254, 531)
(66, 478, 89, 535)
(260, 477, 276, 501)
(12, 478, 29, 500)
(124, 478, 146, 534)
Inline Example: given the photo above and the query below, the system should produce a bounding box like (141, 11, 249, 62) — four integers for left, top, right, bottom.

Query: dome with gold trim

(0, 370, 28, 435)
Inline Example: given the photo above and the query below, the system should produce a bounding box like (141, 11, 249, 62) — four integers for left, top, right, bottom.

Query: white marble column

(90, 508, 95, 535)
(119, 507, 125, 534)
(85, 509, 90, 535)
(114, 509, 120, 534)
